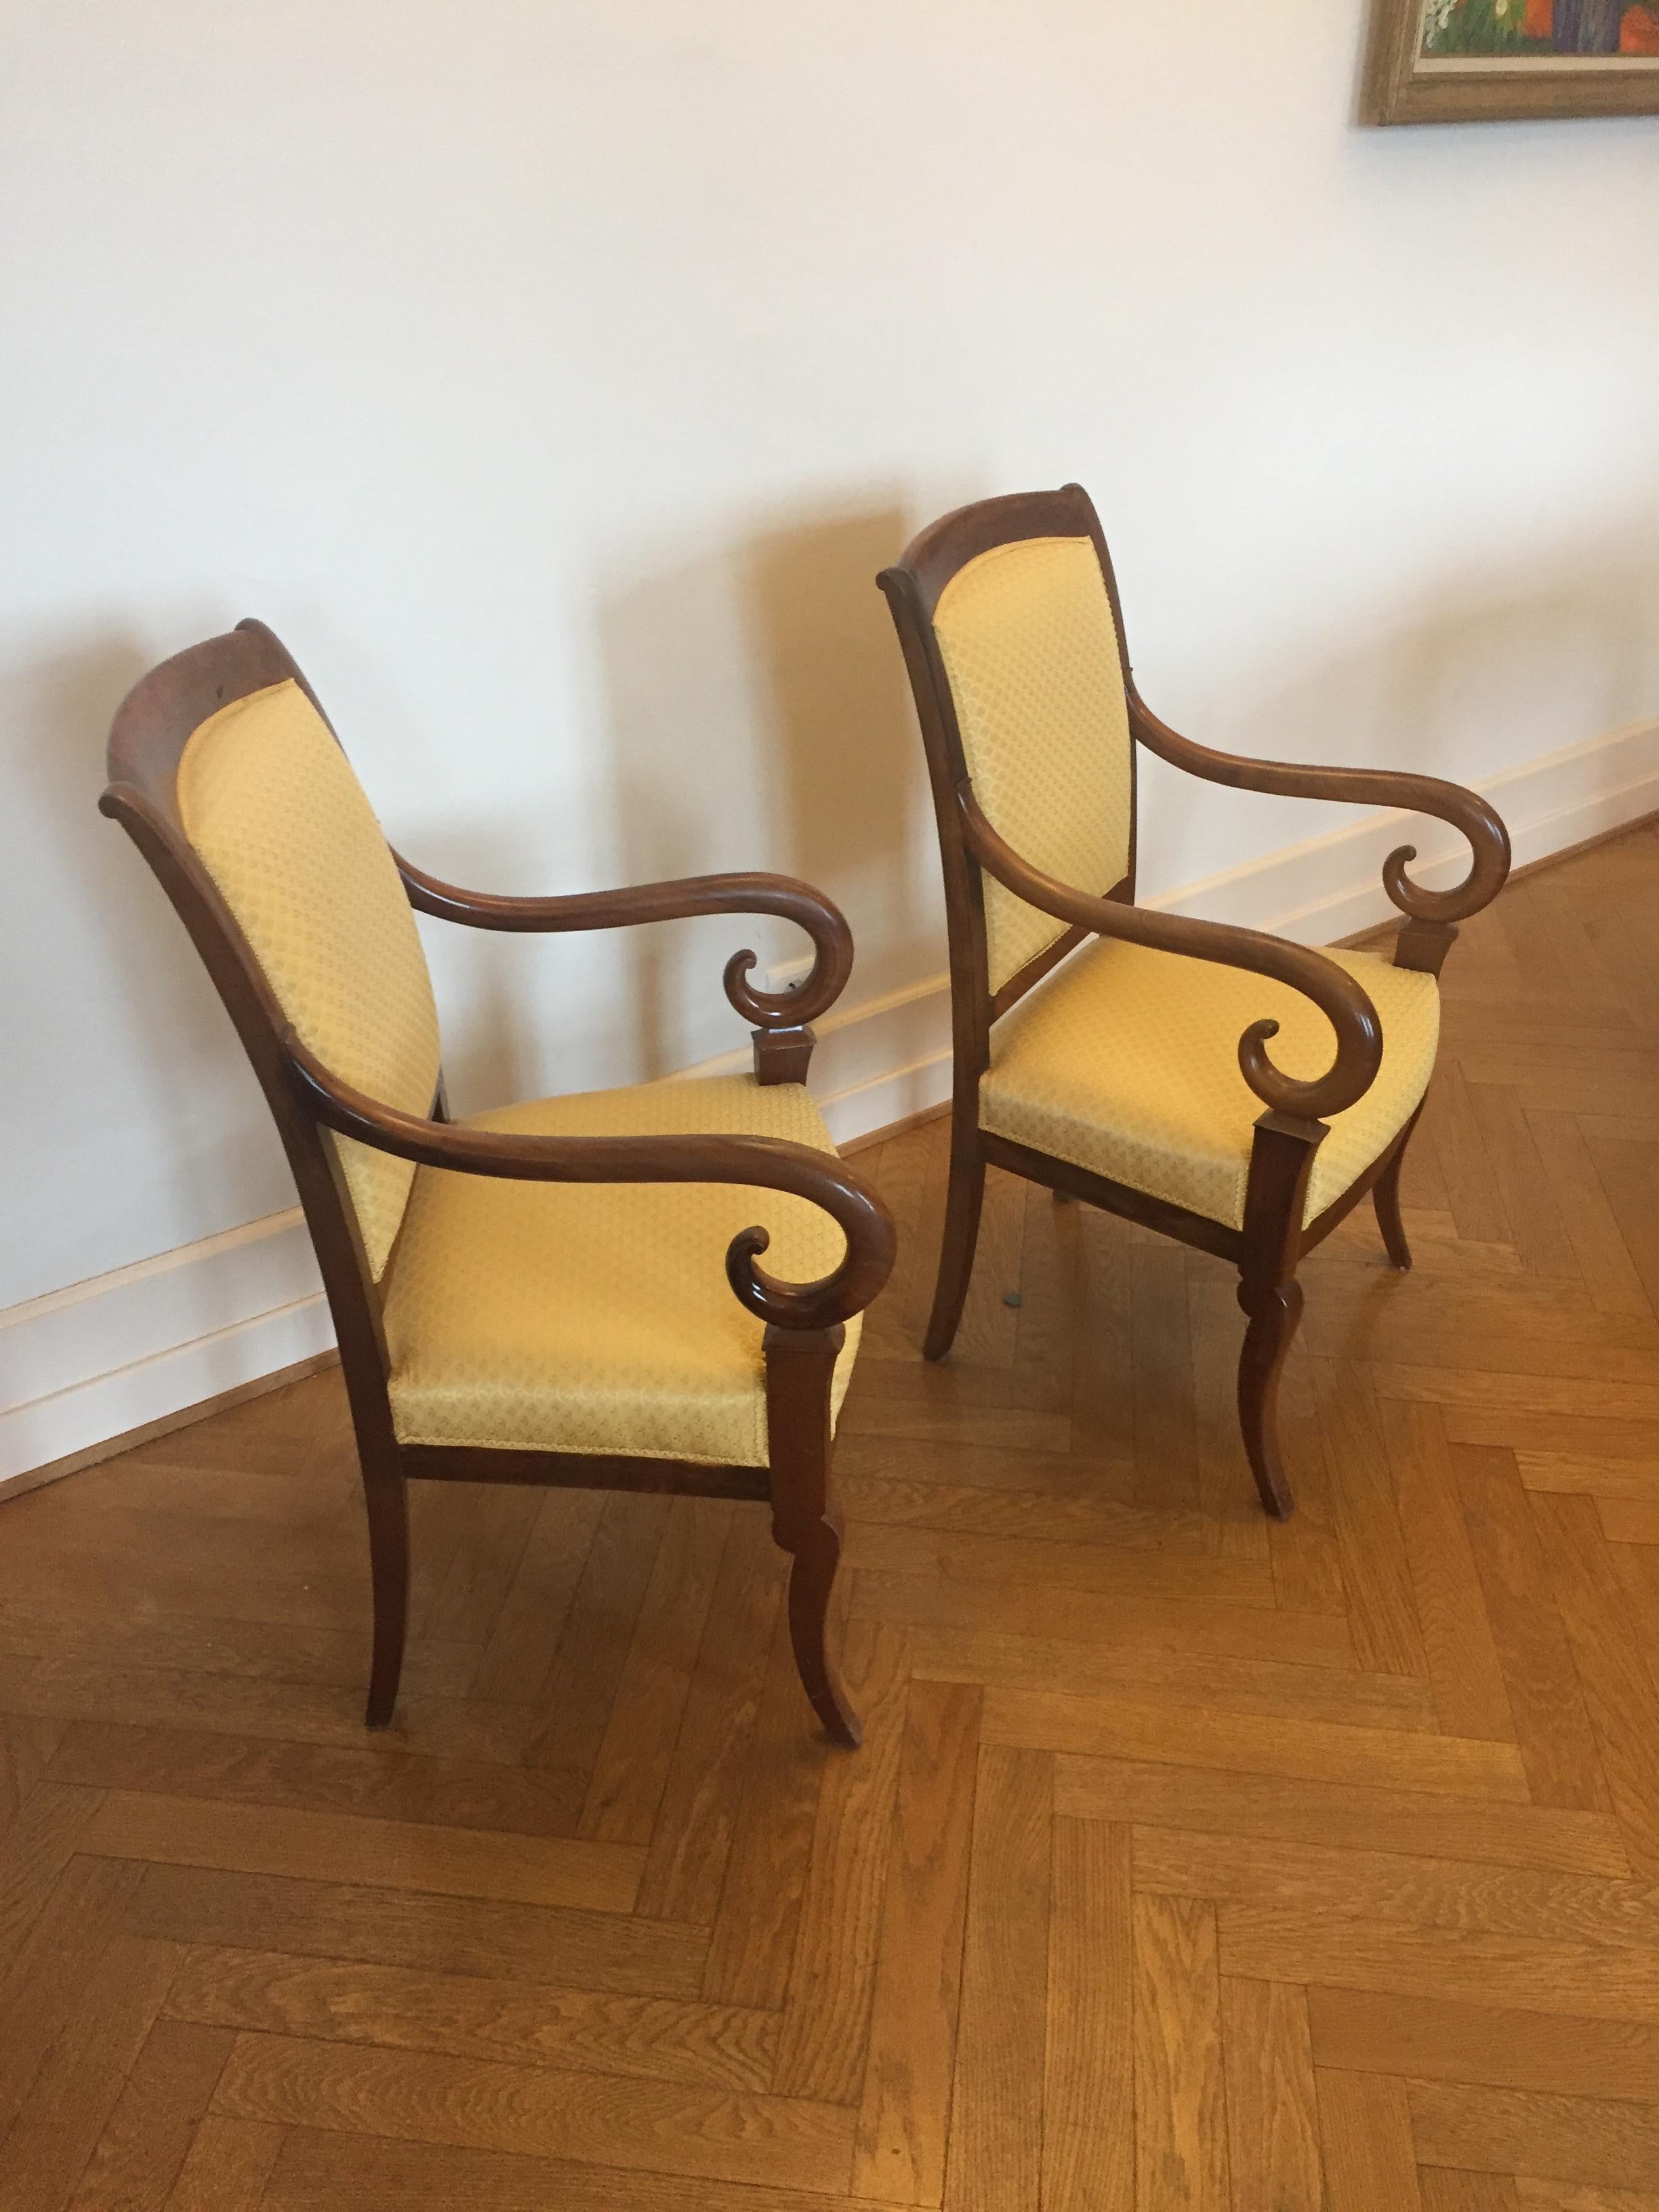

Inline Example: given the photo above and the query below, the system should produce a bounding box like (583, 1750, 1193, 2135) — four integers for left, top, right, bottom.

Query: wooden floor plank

(1309, 1984, 1659, 2104)
(942, 1747, 1050, 2212)
(520, 1490, 670, 1821)
(1136, 1825, 1659, 1948)
(852, 1680, 981, 2209)
(0, 1853, 146, 2140)
(840, 1473, 1204, 1553)
(1130, 1244, 1202, 1513)
(632, 1507, 785, 1927)
(163, 1946, 779, 2090)
(1408, 2082, 1659, 2196)
(1054, 1755, 1627, 1875)
(912, 1624, 1437, 1733)
(468, 1487, 605, 1707)
(1465, 1082, 1579, 1283)
(81, 1788, 644, 1913)
(259, 2125, 909, 2212)
(1529, 1490, 1659, 1877)
(1010, 1176, 1081, 1418)
(771, 1621, 909, 2103)
(1419, 2174, 1523, 2212)
(1219, 1977, 1322, 2212)
(1220, 1902, 1659, 2023)
(1044, 1818, 1134, 2212)
(1419, 1058, 1512, 1248)
(1318, 2068, 1426, 2212)
(1, 1654, 539, 1769)
(1068, 1204, 1137, 1466)
(844, 1522, 1273, 1605)
(0, 1717, 63, 1841)
(1454, 1445, 1613, 1813)
(211, 2032, 859, 2196)
(985, 1688, 1528, 1799)
(1311, 1359, 1429, 1679)
(1267, 1346, 1350, 1620)
(855, 1572, 1355, 1666)
(578, 1497, 734, 1848)
(1525, 1109, 1653, 1320)
(160, 2116, 283, 2212)
(1132, 1893, 1227, 2212)
(1382, 1397, 1517, 1742)
(1513, 2182, 1659, 2211)
(699, 1602, 835, 2011)
(44, 1719, 600, 1841)
(65, 2020, 232, 2212)
(0, 1782, 104, 1984)
(125, 1864, 709, 2000)
(0, 1933, 182, 2212)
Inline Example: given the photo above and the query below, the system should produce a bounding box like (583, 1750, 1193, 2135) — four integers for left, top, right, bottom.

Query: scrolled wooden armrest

(959, 788, 1384, 1122)
(394, 854, 854, 1030)
(1128, 695, 1511, 928)
(285, 1040, 895, 1331)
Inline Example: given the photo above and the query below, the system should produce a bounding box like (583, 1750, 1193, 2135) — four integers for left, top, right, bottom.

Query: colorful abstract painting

(1421, 0, 1659, 57)
(1367, 0, 1659, 119)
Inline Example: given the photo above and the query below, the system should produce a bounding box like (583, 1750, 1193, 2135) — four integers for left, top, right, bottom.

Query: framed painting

(1365, 0, 1659, 121)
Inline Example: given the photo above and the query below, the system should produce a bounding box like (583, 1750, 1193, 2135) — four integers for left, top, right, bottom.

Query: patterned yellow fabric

(933, 536, 1134, 994)
(178, 680, 443, 1280)
(383, 1076, 862, 1467)
(981, 939, 1439, 1231)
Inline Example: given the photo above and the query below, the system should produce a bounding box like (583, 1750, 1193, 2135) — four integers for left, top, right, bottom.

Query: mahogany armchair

(880, 485, 1510, 1519)
(100, 623, 895, 1745)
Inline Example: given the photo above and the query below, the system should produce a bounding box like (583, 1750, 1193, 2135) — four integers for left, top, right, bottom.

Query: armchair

(100, 623, 895, 1745)
(880, 485, 1509, 1519)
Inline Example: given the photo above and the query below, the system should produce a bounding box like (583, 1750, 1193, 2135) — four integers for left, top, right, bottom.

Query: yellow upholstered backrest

(178, 678, 441, 1279)
(932, 535, 1134, 994)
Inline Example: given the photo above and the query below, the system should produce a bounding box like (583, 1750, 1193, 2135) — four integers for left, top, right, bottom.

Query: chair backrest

(102, 623, 441, 1288)
(879, 485, 1139, 1041)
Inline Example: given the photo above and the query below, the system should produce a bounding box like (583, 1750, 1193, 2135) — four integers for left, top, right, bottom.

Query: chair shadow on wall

(590, 501, 925, 1090)
(2, 634, 299, 1302)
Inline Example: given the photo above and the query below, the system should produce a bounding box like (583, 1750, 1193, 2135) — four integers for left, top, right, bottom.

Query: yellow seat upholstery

(981, 937, 1439, 1231)
(384, 1076, 860, 1467)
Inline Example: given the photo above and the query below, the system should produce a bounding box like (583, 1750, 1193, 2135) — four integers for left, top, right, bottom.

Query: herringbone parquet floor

(7, 821, 1659, 2210)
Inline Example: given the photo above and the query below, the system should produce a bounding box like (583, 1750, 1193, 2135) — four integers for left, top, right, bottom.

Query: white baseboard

(3, 715, 1652, 1494)
(0, 1216, 331, 1488)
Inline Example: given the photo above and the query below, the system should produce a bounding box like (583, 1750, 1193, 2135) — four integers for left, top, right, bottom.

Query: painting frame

(1364, 0, 1659, 122)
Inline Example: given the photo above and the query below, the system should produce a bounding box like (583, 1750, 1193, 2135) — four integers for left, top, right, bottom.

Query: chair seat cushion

(383, 1076, 859, 1468)
(980, 938, 1439, 1233)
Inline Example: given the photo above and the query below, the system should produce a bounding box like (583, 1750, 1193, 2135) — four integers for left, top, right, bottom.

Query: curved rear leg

(925, 1113, 985, 1362)
(1372, 1113, 1420, 1271)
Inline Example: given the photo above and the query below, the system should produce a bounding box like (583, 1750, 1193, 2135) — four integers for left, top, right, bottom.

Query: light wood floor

(7, 822, 1659, 2209)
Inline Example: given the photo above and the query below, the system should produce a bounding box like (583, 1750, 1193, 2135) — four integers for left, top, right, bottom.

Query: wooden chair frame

(100, 621, 896, 1746)
(879, 485, 1511, 1519)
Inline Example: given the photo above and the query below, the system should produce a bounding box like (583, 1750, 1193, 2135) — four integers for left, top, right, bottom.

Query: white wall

(3, 1, 1656, 1471)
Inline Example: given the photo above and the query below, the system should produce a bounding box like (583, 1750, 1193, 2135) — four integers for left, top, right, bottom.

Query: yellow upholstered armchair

(100, 623, 894, 1746)
(880, 486, 1509, 1518)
